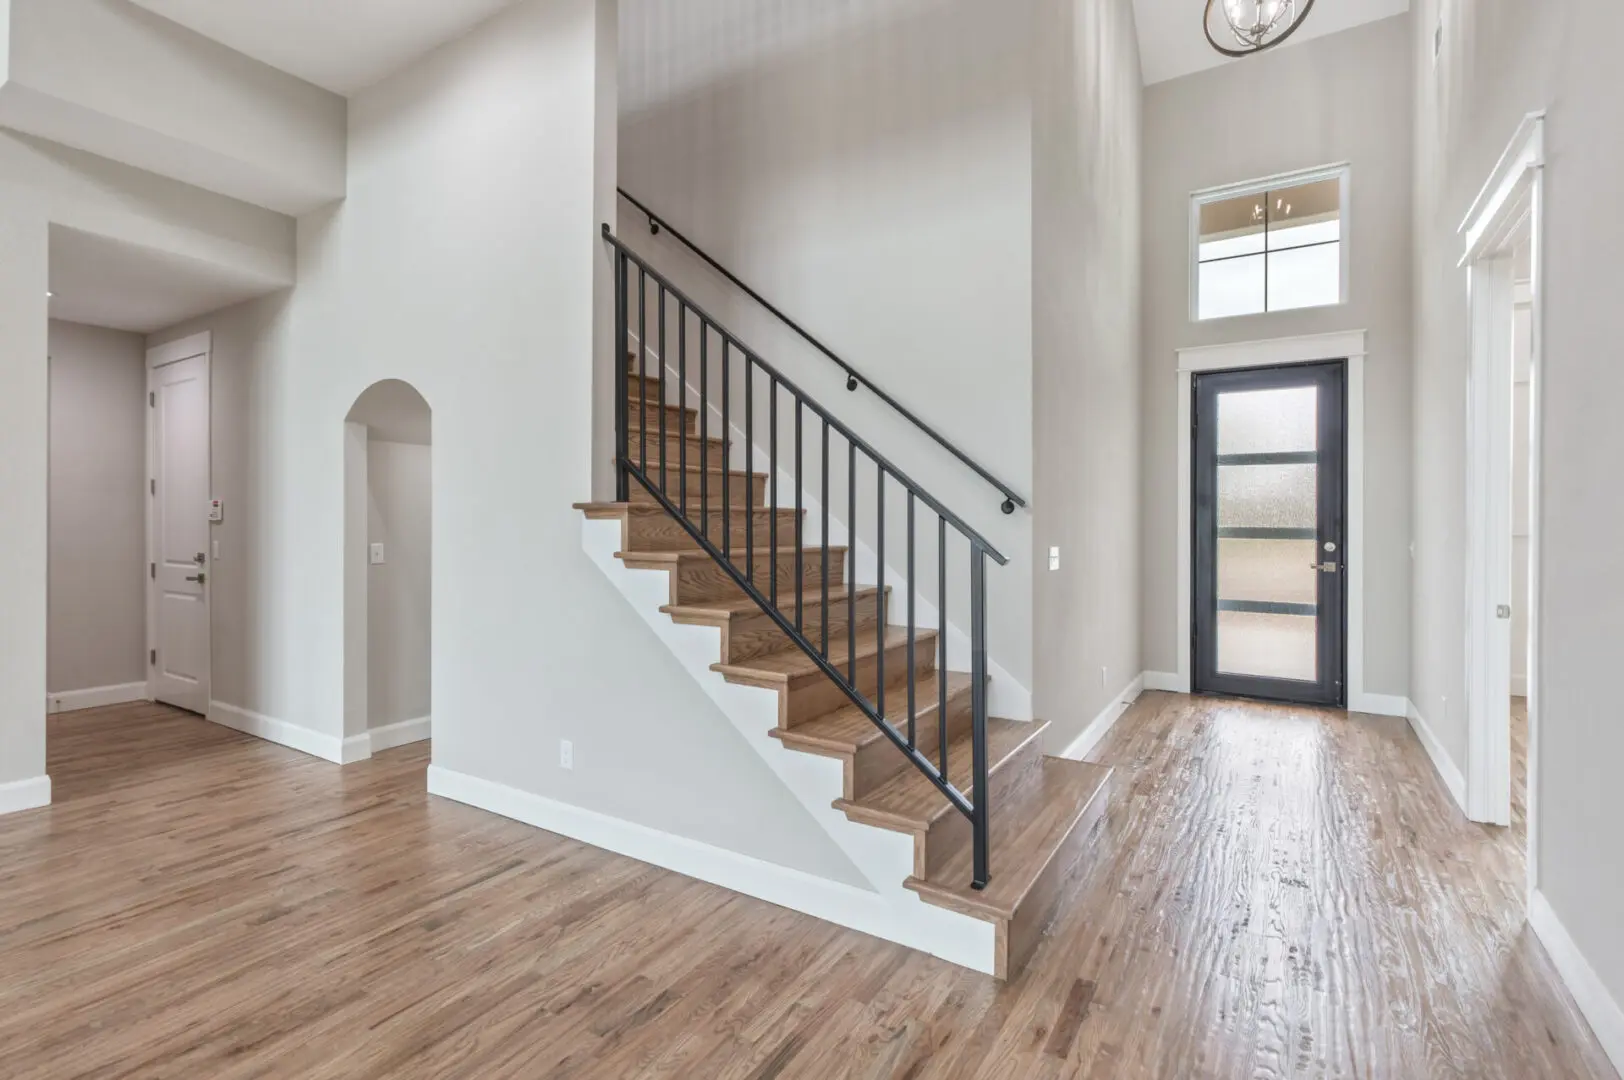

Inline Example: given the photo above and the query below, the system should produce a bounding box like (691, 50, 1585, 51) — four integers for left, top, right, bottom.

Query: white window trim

(1189, 162, 1353, 323)
(1173, 330, 1388, 715)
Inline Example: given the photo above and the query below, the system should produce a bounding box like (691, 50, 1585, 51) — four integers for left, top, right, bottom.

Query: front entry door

(1193, 361, 1346, 705)
(149, 351, 211, 714)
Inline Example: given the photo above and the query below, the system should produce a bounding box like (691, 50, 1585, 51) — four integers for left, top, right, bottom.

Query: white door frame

(1174, 330, 1383, 711)
(1459, 112, 1545, 838)
(145, 331, 212, 707)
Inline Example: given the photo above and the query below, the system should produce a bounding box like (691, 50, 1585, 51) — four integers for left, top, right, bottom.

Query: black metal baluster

(638, 269, 647, 478)
(770, 379, 778, 607)
(939, 516, 948, 777)
(970, 544, 989, 891)
(746, 360, 754, 584)
(821, 420, 829, 658)
(658, 284, 667, 494)
(722, 339, 731, 563)
(794, 401, 803, 634)
(848, 442, 857, 685)
(907, 491, 915, 750)
(699, 322, 708, 542)
(678, 307, 687, 516)
(876, 469, 885, 720)
(614, 251, 628, 502)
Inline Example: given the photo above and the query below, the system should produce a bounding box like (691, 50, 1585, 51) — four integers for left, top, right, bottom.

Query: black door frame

(1192, 360, 1347, 706)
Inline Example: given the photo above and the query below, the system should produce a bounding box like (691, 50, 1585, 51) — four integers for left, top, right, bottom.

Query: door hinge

(150, 478, 156, 495)
(150, 562, 156, 579)
(149, 391, 155, 407)
(150, 648, 157, 666)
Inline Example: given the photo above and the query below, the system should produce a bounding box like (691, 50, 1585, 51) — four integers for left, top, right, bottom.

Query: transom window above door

(1192, 166, 1348, 321)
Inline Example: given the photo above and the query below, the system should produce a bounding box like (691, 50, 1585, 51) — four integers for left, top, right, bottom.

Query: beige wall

(367, 438, 431, 730)
(1031, 0, 1142, 747)
(1140, 15, 1415, 698)
(1411, 0, 1624, 1035)
(47, 319, 146, 695)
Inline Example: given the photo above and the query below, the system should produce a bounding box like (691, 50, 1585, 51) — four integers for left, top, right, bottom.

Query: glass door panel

(1193, 363, 1346, 705)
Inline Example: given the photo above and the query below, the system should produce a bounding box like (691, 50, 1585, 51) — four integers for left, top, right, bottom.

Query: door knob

(185, 573, 206, 584)
(1311, 562, 1338, 573)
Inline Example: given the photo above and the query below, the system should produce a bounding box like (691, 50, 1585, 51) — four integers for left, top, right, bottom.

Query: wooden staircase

(577, 365, 1111, 981)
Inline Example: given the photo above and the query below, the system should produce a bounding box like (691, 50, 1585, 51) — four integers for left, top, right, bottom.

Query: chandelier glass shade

(1204, 0, 1317, 58)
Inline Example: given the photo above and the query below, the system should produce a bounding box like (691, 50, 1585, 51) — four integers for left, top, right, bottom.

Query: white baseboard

(427, 763, 996, 974)
(1141, 670, 1181, 692)
(0, 775, 52, 816)
(1529, 889, 1624, 1074)
(1058, 673, 1144, 762)
(207, 702, 368, 765)
(47, 682, 149, 715)
(1349, 691, 1409, 718)
(367, 715, 431, 753)
(1405, 699, 1467, 812)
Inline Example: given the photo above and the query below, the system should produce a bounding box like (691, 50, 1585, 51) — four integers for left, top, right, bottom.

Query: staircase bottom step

(904, 756, 1111, 980)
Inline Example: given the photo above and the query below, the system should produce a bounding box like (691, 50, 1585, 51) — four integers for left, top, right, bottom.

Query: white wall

(618, 0, 1035, 695)
(1031, 0, 1142, 747)
(47, 319, 146, 695)
(367, 438, 431, 730)
(0, 0, 346, 213)
(1412, 0, 1624, 1056)
(1140, 15, 1415, 698)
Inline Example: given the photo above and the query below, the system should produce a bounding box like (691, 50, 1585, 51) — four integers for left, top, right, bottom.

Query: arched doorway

(345, 380, 432, 756)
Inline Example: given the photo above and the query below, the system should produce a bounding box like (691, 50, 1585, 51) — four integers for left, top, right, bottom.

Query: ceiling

(1134, 0, 1411, 85)
(128, 0, 522, 95)
(48, 227, 283, 335)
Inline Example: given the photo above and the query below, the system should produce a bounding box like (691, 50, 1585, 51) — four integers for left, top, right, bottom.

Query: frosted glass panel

(1217, 539, 1317, 605)
(1217, 611, 1316, 680)
(1217, 387, 1317, 455)
(1198, 255, 1265, 320)
(1218, 465, 1316, 530)
(1267, 241, 1342, 312)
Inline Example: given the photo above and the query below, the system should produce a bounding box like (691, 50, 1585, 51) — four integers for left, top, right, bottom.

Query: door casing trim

(1174, 330, 1372, 708)
(145, 331, 212, 710)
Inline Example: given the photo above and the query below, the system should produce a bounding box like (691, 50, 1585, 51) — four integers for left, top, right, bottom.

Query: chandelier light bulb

(1205, 0, 1316, 58)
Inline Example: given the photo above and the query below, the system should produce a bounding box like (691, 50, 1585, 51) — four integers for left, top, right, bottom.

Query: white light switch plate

(369, 542, 385, 565)
(1048, 546, 1060, 571)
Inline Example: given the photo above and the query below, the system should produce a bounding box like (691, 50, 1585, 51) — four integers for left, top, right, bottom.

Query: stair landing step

(832, 717, 1044, 831)
(903, 756, 1110, 923)
(770, 671, 973, 754)
(712, 625, 933, 686)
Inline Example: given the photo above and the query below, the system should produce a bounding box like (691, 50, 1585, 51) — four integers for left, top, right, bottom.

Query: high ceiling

(128, 0, 522, 95)
(1133, 0, 1411, 85)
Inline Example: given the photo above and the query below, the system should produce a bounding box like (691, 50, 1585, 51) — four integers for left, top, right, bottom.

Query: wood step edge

(901, 756, 1111, 923)
(615, 545, 850, 566)
(661, 584, 888, 621)
(768, 672, 976, 753)
(710, 626, 935, 686)
(575, 501, 801, 520)
(830, 718, 1046, 832)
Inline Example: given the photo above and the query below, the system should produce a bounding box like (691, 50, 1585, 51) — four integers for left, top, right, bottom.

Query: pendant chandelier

(1204, 0, 1317, 58)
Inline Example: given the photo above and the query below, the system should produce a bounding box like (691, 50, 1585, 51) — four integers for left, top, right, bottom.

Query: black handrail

(605, 223, 997, 890)
(618, 188, 1028, 517)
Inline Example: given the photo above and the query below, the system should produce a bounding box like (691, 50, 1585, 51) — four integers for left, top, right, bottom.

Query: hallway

(0, 696, 1611, 1079)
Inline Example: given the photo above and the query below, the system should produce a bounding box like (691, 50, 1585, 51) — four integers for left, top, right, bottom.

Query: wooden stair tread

(833, 717, 1044, 830)
(771, 671, 974, 753)
(574, 501, 793, 519)
(712, 625, 933, 683)
(616, 545, 846, 567)
(662, 584, 882, 620)
(904, 756, 1111, 921)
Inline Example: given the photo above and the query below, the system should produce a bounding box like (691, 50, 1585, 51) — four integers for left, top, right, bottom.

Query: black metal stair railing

(618, 188, 1026, 516)
(604, 223, 1007, 890)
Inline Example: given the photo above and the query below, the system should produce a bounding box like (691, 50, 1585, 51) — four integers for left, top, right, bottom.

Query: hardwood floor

(0, 694, 1614, 1079)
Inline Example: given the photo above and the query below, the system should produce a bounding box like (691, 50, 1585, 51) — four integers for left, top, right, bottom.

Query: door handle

(185, 573, 207, 584)
(1310, 562, 1338, 573)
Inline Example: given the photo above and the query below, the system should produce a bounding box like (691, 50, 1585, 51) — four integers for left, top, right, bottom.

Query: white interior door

(148, 346, 210, 714)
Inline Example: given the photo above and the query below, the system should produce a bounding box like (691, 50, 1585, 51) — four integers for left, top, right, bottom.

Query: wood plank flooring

(0, 694, 1613, 1079)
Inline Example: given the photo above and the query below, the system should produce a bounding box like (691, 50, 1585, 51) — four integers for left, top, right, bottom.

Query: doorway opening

(1191, 361, 1347, 706)
(345, 381, 433, 758)
(1460, 112, 1544, 847)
